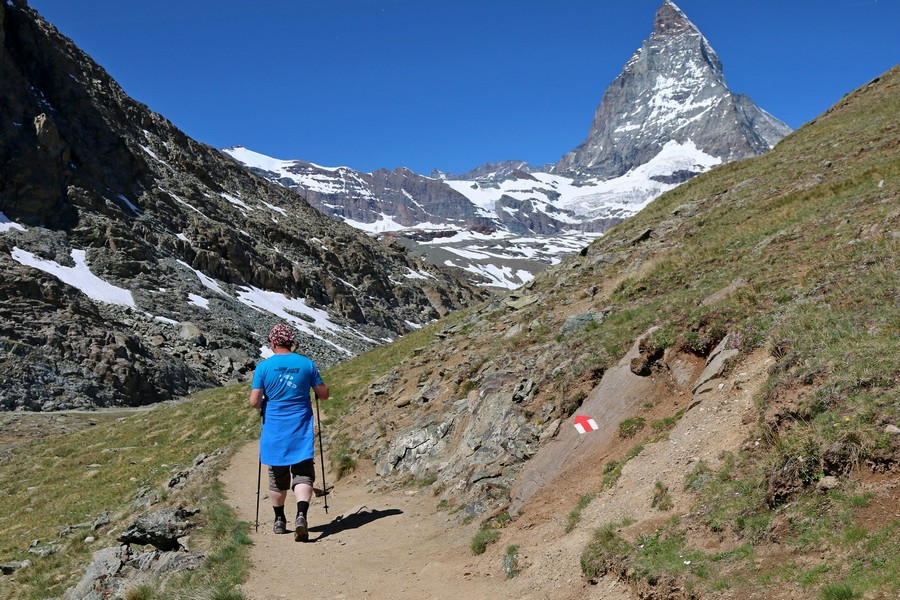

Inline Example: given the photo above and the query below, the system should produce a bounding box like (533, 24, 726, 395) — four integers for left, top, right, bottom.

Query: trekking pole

(255, 452, 261, 532)
(254, 397, 266, 532)
(314, 393, 329, 513)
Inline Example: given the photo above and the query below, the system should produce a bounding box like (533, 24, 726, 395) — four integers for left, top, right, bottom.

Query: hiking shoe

(273, 517, 288, 535)
(294, 515, 309, 542)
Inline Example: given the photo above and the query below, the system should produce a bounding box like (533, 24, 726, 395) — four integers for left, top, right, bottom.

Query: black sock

(273, 505, 286, 521)
(297, 501, 309, 520)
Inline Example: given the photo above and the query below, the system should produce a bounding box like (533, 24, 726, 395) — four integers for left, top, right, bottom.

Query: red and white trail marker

(573, 414, 599, 434)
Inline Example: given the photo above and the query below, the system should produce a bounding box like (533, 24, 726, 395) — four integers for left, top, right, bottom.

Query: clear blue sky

(28, 0, 899, 175)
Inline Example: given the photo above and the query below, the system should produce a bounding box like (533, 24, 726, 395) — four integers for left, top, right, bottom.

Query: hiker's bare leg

(271, 489, 287, 507)
(294, 482, 313, 503)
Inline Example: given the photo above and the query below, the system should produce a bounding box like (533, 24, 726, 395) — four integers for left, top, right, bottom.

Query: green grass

(580, 520, 635, 581)
(651, 481, 673, 511)
(601, 444, 645, 490)
(0, 385, 258, 600)
(820, 583, 859, 600)
(503, 544, 521, 579)
(566, 493, 596, 533)
(617, 417, 646, 438)
(650, 409, 685, 432)
(471, 525, 501, 555)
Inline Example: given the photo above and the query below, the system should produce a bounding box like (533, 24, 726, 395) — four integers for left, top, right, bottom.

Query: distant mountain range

(0, 0, 792, 410)
(225, 0, 792, 289)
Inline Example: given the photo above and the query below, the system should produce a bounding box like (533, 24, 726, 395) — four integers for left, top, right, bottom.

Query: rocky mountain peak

(654, 1, 699, 37)
(228, 2, 793, 289)
(556, 1, 790, 178)
(647, 0, 723, 77)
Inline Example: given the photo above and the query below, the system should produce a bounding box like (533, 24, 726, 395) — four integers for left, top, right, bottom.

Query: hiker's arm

(248, 387, 264, 409)
(313, 383, 329, 401)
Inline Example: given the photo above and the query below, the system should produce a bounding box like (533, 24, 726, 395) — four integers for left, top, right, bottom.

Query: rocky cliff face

(0, 2, 487, 411)
(555, 0, 792, 178)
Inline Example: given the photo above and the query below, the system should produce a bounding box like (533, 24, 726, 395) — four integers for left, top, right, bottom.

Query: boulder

(117, 507, 195, 551)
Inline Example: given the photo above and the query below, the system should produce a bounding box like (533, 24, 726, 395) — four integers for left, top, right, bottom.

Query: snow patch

(403, 267, 433, 280)
(235, 285, 352, 355)
(177, 259, 231, 297)
(188, 293, 210, 309)
(220, 193, 252, 211)
(10, 247, 136, 308)
(260, 200, 288, 216)
(0, 212, 26, 233)
(117, 194, 140, 213)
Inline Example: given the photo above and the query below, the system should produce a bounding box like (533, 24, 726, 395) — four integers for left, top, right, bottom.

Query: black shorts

(267, 459, 316, 492)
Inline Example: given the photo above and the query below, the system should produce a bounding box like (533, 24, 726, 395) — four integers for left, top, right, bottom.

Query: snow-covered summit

(225, 2, 792, 290)
(555, 0, 791, 177)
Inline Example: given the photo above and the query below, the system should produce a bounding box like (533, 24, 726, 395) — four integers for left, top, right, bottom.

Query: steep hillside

(327, 66, 899, 598)
(0, 2, 486, 411)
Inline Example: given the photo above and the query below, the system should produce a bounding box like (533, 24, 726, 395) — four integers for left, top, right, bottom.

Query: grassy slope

(0, 387, 258, 600)
(561, 67, 899, 598)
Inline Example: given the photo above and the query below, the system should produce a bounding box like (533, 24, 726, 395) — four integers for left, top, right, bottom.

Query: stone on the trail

(692, 335, 739, 394)
(62, 545, 126, 600)
(0, 560, 31, 575)
(816, 476, 841, 492)
(117, 507, 195, 551)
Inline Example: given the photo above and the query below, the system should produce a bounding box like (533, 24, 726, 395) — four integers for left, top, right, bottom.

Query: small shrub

(457, 378, 477, 396)
(651, 409, 684, 432)
(820, 583, 858, 600)
(618, 417, 646, 438)
(649, 326, 676, 352)
(651, 481, 673, 511)
(414, 474, 437, 487)
(684, 460, 712, 491)
(124, 585, 155, 600)
(471, 525, 501, 555)
(503, 544, 521, 578)
(333, 449, 357, 481)
(581, 521, 634, 580)
(602, 460, 622, 489)
(566, 493, 596, 533)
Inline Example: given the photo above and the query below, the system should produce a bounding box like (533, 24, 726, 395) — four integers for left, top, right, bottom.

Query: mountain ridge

(226, 1, 792, 289)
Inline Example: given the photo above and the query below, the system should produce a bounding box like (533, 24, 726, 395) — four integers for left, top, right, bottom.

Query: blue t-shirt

(252, 353, 324, 466)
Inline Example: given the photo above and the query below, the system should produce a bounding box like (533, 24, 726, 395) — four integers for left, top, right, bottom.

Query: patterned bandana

(268, 323, 295, 348)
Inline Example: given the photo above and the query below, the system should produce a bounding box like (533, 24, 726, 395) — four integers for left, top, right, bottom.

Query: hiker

(248, 323, 329, 541)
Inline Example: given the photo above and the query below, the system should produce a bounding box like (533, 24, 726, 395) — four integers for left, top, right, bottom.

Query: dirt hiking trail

(221, 442, 634, 600)
(221, 350, 776, 600)
(222, 443, 503, 600)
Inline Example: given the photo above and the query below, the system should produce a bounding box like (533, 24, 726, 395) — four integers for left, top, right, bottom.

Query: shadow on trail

(310, 506, 403, 541)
